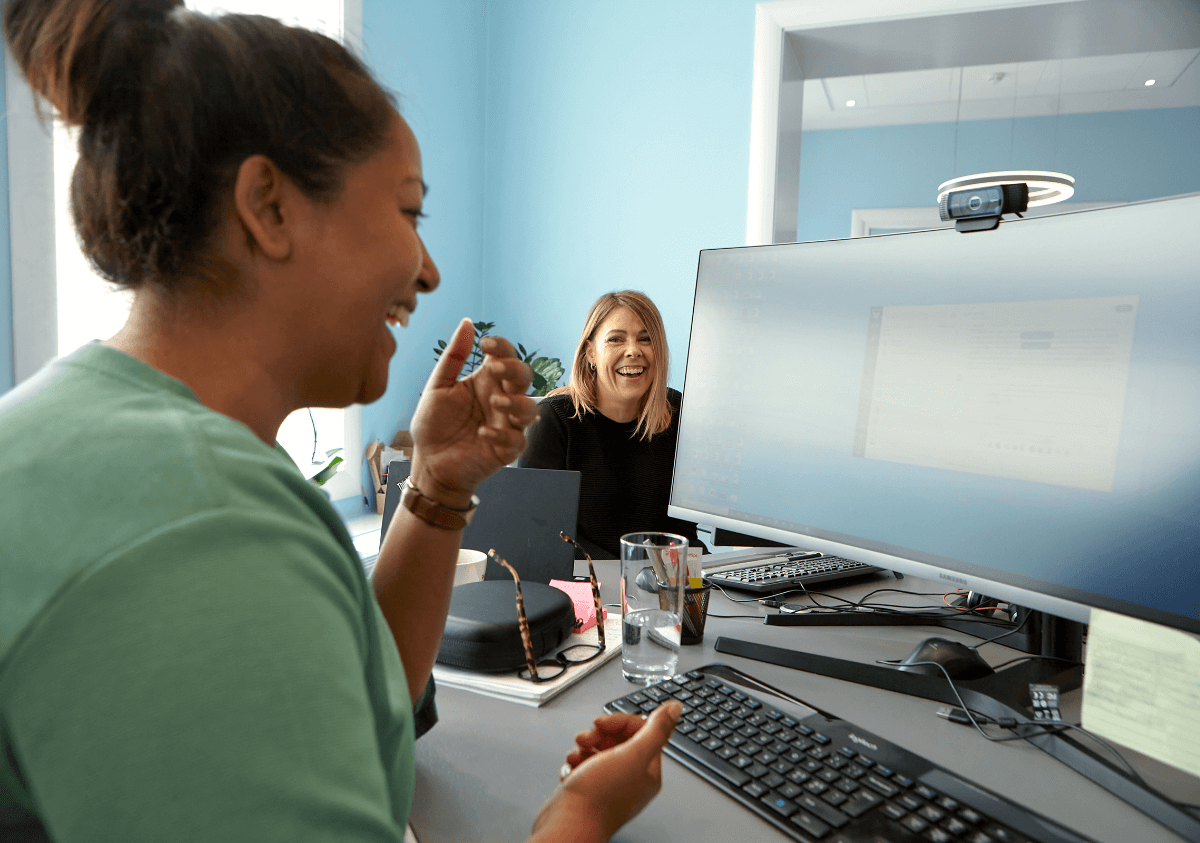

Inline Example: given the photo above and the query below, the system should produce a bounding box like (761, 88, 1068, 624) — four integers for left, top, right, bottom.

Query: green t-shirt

(0, 343, 417, 842)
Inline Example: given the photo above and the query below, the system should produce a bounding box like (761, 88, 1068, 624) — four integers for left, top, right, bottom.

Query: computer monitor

(670, 192, 1200, 638)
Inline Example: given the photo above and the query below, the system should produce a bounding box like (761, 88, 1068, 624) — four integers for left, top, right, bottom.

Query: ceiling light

(1145, 79, 1156, 86)
(846, 99, 856, 107)
(936, 171, 1075, 208)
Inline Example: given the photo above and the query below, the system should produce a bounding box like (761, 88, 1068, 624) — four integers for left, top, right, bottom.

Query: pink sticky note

(550, 579, 607, 633)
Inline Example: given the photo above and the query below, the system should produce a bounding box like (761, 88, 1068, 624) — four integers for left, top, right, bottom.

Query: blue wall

(797, 107, 1200, 243)
(361, 0, 758, 438)
(359, 0, 488, 453)
(478, 1, 759, 389)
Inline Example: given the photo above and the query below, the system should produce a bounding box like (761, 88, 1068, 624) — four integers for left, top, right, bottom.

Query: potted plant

(433, 321, 565, 397)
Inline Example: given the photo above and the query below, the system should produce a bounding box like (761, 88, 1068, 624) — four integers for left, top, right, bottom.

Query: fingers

(425, 318, 473, 392)
(564, 704, 681, 774)
(624, 701, 682, 764)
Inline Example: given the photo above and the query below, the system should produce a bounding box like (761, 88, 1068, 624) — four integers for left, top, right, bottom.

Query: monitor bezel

(669, 193, 1200, 637)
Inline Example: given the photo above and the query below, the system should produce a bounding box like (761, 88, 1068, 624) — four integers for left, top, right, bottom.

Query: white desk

(409, 563, 1197, 843)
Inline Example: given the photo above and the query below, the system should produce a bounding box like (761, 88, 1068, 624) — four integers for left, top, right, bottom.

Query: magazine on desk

(432, 612, 623, 707)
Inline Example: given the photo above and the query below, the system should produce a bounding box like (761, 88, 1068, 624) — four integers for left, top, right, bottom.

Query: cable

(888, 657, 1200, 819)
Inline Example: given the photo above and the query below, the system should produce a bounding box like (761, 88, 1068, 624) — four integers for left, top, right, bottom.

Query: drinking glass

(619, 532, 687, 684)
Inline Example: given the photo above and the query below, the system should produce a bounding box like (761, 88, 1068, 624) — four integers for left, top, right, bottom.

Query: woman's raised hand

(529, 702, 682, 843)
(408, 317, 539, 503)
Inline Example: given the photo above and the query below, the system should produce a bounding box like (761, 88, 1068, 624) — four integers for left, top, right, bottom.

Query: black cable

(887, 657, 1200, 818)
(970, 607, 1032, 649)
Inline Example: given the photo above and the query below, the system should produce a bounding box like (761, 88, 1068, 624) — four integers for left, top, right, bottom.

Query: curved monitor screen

(669, 193, 1200, 634)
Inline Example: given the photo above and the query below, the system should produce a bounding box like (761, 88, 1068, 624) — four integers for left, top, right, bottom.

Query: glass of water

(619, 532, 688, 684)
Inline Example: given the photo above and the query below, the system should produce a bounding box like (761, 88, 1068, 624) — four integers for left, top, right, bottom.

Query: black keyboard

(606, 664, 1094, 843)
(705, 554, 882, 594)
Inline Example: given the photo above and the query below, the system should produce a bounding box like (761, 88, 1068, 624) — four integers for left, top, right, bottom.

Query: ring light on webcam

(937, 171, 1075, 208)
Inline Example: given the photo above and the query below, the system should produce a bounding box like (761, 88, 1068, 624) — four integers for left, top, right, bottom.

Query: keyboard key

(610, 698, 641, 715)
(796, 793, 850, 829)
(943, 816, 970, 835)
(896, 793, 923, 811)
(761, 772, 786, 790)
(862, 774, 900, 798)
(743, 780, 768, 798)
(914, 784, 938, 800)
(841, 789, 883, 817)
(790, 810, 831, 839)
(745, 763, 771, 779)
(820, 788, 848, 807)
(665, 740, 750, 788)
(881, 802, 908, 821)
(901, 814, 929, 833)
(779, 782, 805, 799)
(927, 828, 954, 843)
(918, 805, 946, 823)
(762, 793, 798, 817)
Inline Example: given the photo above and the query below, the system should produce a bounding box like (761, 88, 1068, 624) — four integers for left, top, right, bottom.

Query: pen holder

(679, 583, 712, 645)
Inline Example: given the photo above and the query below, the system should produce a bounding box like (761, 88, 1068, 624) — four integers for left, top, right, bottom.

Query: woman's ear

(232, 155, 293, 261)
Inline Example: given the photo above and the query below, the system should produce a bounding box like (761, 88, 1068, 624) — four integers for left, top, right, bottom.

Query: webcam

(939, 182, 1029, 232)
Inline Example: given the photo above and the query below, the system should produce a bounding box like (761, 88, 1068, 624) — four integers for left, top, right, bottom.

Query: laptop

(380, 462, 581, 584)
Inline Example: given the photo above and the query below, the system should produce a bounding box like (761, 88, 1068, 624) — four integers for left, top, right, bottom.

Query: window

(13, 0, 365, 501)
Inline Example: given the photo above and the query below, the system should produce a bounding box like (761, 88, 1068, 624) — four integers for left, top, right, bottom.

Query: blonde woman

(520, 291, 699, 558)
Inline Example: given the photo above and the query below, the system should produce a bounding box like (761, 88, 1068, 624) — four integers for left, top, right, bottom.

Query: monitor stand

(713, 619, 1200, 841)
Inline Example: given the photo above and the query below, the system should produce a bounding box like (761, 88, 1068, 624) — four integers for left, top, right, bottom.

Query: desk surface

(409, 562, 1196, 843)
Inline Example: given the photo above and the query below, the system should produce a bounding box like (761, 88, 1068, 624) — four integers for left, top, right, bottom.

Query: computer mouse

(895, 637, 995, 681)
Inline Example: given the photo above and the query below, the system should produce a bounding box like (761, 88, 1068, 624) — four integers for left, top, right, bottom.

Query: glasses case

(436, 580, 576, 672)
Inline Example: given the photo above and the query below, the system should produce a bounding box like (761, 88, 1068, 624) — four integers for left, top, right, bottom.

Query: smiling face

(587, 306, 656, 422)
(290, 115, 439, 407)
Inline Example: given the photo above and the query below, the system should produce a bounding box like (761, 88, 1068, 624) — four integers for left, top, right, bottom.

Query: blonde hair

(550, 290, 672, 440)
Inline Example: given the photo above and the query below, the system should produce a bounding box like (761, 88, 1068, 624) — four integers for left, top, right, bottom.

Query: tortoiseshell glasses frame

(487, 543, 604, 683)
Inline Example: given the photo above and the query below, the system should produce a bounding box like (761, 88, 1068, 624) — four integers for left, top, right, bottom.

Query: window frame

(6, 0, 366, 503)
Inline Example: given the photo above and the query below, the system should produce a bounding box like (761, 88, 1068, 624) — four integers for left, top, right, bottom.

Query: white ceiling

(789, 0, 1200, 131)
(803, 48, 1200, 130)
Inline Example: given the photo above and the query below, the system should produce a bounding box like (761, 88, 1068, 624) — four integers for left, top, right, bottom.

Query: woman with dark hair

(0, 3, 679, 841)
(520, 291, 699, 559)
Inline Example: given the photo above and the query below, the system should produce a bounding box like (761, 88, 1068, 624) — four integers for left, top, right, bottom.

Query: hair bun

(3, 0, 184, 124)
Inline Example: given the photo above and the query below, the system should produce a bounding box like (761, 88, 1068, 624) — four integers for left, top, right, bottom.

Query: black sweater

(518, 389, 698, 559)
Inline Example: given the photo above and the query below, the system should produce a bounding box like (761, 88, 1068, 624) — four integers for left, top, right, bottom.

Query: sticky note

(550, 579, 606, 633)
(687, 546, 703, 588)
(1081, 609, 1200, 779)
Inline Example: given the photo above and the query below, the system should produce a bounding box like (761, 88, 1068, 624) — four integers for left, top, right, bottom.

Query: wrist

(399, 476, 478, 531)
(529, 791, 609, 843)
(408, 463, 476, 511)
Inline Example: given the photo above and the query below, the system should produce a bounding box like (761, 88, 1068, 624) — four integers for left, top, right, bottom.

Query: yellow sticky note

(687, 546, 703, 589)
(1081, 609, 1200, 779)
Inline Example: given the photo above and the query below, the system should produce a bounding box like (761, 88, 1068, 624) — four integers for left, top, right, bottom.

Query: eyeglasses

(487, 539, 605, 683)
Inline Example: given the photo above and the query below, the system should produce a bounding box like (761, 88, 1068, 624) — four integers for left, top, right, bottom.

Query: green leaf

(310, 455, 344, 486)
(437, 339, 447, 348)
(324, 447, 343, 458)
